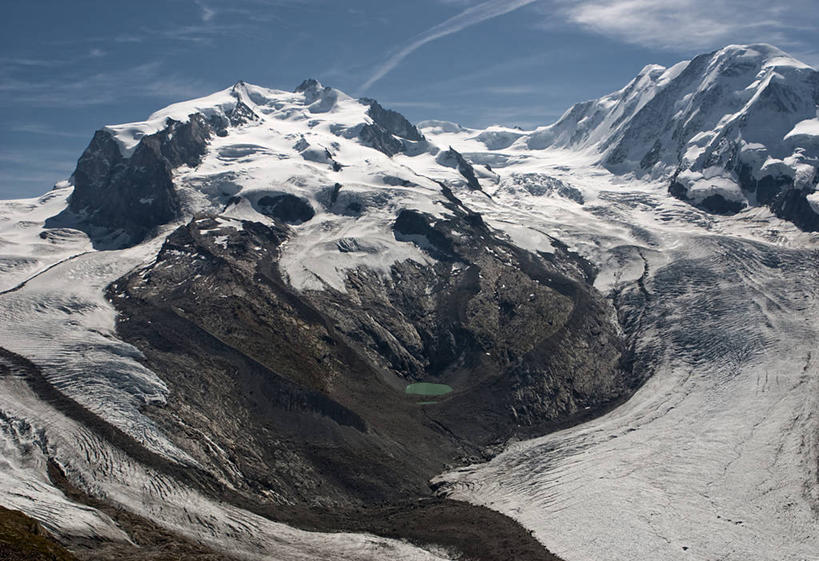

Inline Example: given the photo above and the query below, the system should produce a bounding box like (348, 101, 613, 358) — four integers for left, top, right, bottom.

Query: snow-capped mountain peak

(437, 43, 819, 229)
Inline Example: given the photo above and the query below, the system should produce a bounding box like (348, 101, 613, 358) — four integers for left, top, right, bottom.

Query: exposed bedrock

(770, 186, 819, 231)
(255, 193, 315, 224)
(0, 505, 79, 561)
(339, 97, 429, 157)
(360, 98, 425, 142)
(107, 192, 638, 517)
(47, 114, 217, 248)
(436, 147, 482, 191)
(670, 166, 819, 228)
(668, 181, 746, 215)
(736, 163, 819, 231)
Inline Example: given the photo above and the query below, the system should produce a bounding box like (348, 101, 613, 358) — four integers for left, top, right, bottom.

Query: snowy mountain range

(0, 44, 817, 561)
(48, 43, 819, 253)
(432, 44, 819, 227)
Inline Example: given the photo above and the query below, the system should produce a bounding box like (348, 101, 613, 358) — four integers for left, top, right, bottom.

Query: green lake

(405, 382, 453, 397)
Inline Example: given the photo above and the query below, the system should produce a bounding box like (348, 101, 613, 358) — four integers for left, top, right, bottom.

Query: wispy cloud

(481, 85, 538, 95)
(0, 48, 107, 69)
(359, 0, 542, 93)
(0, 61, 215, 108)
(552, 0, 819, 52)
(9, 124, 89, 138)
(0, 149, 78, 166)
(195, 0, 216, 21)
(379, 100, 445, 110)
(0, 148, 80, 198)
(364, 0, 818, 96)
(460, 103, 564, 129)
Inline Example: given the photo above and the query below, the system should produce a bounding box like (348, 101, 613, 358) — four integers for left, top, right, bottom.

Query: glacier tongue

(418, 110, 818, 558)
(432, 164, 819, 561)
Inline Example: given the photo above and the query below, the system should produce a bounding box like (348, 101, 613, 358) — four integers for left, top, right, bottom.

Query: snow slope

(100, 80, 467, 291)
(428, 44, 819, 217)
(0, 187, 90, 292)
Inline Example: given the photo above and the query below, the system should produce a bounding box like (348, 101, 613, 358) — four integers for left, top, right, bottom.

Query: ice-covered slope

(416, 107, 819, 561)
(438, 44, 819, 229)
(436, 184, 819, 561)
(406, 118, 819, 560)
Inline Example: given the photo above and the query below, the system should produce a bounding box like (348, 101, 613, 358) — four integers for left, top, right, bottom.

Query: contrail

(359, 0, 540, 93)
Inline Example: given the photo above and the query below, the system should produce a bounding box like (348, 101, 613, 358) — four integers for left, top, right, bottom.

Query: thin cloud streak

(0, 62, 215, 108)
(552, 0, 819, 52)
(10, 124, 89, 138)
(359, 0, 540, 93)
(363, 0, 818, 98)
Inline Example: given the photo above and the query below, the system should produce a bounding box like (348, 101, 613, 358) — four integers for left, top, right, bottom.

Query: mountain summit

(50, 44, 819, 246)
(480, 44, 819, 226)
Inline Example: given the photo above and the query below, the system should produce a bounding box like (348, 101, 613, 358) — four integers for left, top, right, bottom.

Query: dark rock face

(360, 98, 425, 142)
(227, 100, 259, 127)
(107, 191, 637, 514)
(770, 187, 819, 231)
(437, 148, 482, 190)
(700, 194, 745, 215)
(735, 163, 791, 205)
(256, 193, 315, 224)
(0, 506, 79, 561)
(393, 209, 456, 261)
(337, 98, 427, 158)
(735, 163, 819, 230)
(665, 150, 818, 231)
(48, 115, 214, 248)
(669, 181, 745, 215)
(357, 123, 404, 157)
(294, 78, 321, 94)
(639, 140, 663, 170)
(154, 114, 213, 168)
(672, 162, 819, 226)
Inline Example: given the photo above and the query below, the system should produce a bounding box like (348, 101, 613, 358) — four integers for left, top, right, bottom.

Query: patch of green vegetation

(405, 382, 453, 396)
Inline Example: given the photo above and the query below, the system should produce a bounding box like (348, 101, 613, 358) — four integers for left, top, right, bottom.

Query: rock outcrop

(108, 191, 636, 510)
(48, 115, 215, 247)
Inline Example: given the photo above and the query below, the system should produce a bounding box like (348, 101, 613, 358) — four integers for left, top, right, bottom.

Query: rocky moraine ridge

(109, 93, 630, 554)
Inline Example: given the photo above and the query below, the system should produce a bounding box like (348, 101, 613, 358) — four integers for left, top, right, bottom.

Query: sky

(1, 0, 817, 199)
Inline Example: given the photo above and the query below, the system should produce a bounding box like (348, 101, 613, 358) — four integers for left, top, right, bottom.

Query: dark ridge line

(0, 252, 91, 296)
(0, 346, 224, 495)
(0, 344, 564, 561)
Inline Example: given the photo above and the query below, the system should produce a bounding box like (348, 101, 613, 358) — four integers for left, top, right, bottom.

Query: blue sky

(2, 0, 817, 198)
